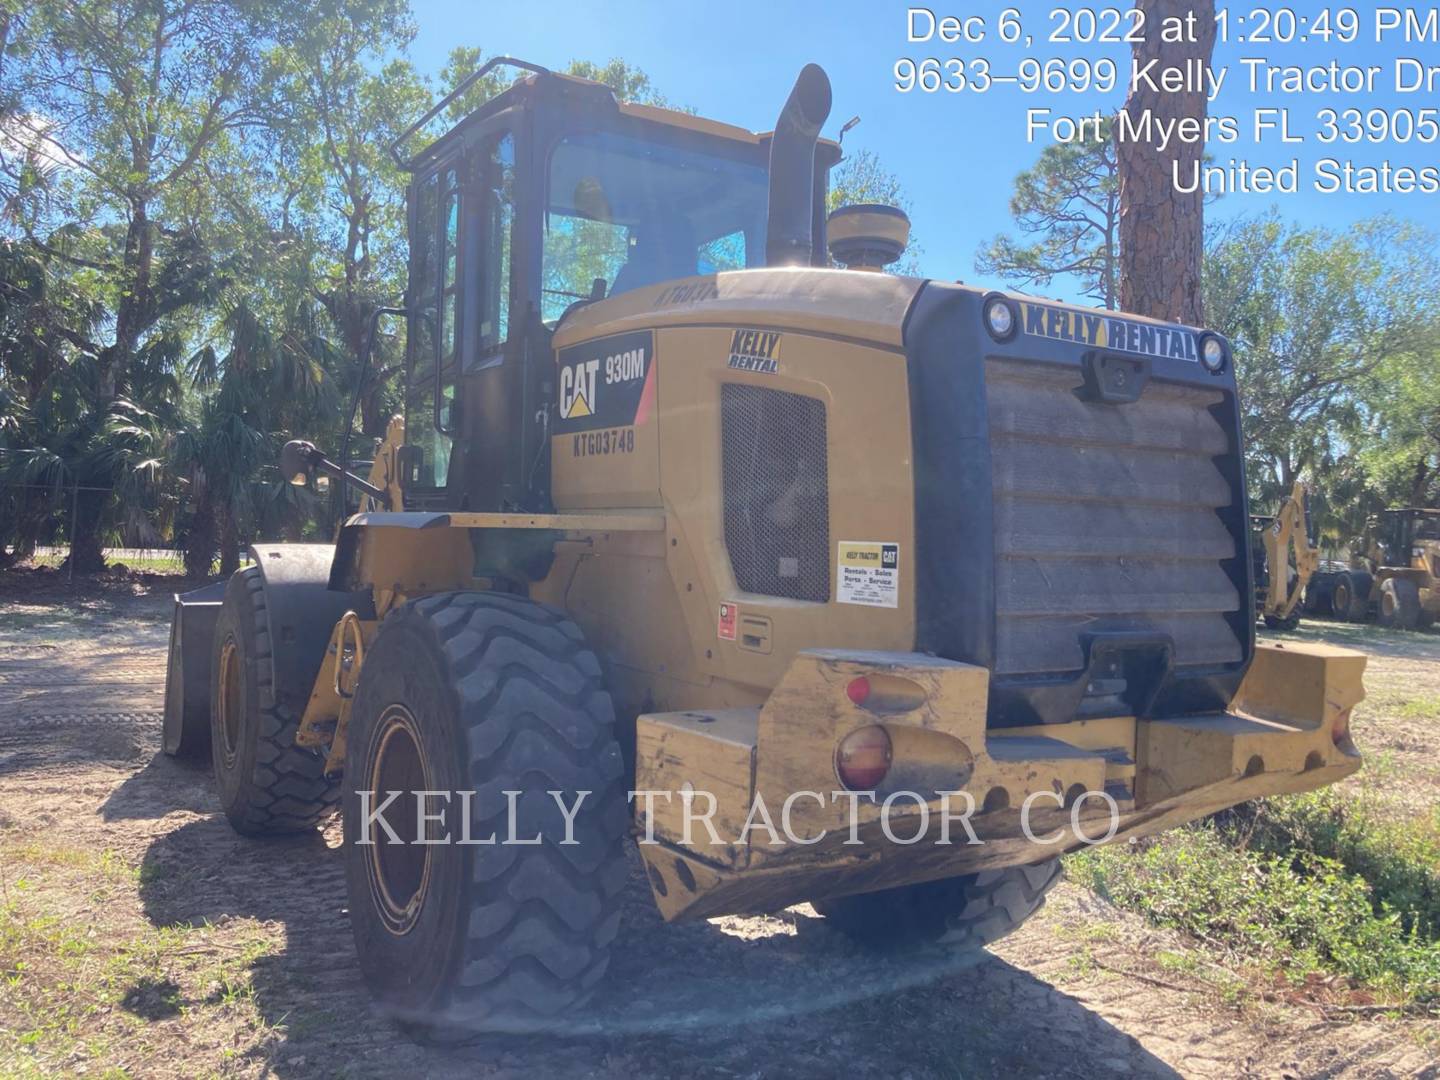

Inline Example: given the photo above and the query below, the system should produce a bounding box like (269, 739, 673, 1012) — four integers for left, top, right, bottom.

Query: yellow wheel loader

(1310, 508, 1440, 629)
(1251, 482, 1319, 631)
(162, 58, 1365, 1034)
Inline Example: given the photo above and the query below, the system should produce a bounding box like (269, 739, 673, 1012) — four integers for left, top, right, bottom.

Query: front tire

(814, 860, 1063, 951)
(211, 567, 339, 834)
(343, 591, 627, 1035)
(1378, 578, 1422, 630)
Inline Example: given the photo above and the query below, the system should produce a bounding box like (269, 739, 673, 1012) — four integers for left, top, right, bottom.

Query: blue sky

(410, 1, 1438, 296)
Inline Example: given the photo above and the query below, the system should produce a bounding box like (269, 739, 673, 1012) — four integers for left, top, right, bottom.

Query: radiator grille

(987, 359, 1242, 676)
(721, 384, 829, 602)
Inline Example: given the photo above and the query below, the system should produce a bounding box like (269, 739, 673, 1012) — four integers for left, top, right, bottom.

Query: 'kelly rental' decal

(727, 328, 781, 374)
(1018, 301, 1199, 363)
(555, 330, 655, 436)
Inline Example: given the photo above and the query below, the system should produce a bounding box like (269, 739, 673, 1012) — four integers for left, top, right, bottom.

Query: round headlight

(984, 295, 1018, 341)
(1199, 333, 1228, 373)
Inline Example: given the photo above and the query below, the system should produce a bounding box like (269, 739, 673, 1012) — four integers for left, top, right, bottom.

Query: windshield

(542, 130, 767, 324)
(1414, 516, 1440, 541)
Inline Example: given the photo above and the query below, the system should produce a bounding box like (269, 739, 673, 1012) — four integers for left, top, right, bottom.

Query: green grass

(1068, 793, 1440, 1004)
(0, 841, 282, 1077)
(23, 553, 187, 574)
(1230, 789, 1440, 941)
(1398, 694, 1440, 722)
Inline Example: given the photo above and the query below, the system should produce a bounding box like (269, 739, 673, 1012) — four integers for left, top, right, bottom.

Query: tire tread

(388, 591, 626, 1028)
(219, 567, 338, 834)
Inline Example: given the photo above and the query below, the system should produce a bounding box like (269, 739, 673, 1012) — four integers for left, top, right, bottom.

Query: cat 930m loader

(162, 58, 1365, 1033)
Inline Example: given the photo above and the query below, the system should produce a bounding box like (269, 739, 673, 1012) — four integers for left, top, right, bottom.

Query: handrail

(388, 56, 550, 169)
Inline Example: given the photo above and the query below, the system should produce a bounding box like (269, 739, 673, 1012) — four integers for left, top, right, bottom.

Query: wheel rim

(365, 704, 433, 936)
(217, 637, 242, 768)
(1335, 584, 1351, 613)
(1382, 592, 1396, 619)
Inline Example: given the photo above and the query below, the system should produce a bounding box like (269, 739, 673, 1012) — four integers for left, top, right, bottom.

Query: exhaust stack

(765, 64, 833, 267)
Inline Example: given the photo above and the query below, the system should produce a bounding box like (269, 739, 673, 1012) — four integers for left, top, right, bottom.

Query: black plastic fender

(162, 579, 228, 759)
(248, 544, 372, 716)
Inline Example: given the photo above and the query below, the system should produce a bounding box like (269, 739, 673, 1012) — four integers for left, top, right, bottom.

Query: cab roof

(407, 67, 841, 172)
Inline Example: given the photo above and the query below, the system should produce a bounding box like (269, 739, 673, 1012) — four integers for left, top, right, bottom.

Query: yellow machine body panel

(532, 270, 922, 716)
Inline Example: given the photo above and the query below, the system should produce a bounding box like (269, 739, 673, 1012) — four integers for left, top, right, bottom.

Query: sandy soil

(1, 572, 1437, 1078)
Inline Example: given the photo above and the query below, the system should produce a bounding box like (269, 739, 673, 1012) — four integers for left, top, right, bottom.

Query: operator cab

(394, 61, 839, 514)
(1379, 508, 1440, 565)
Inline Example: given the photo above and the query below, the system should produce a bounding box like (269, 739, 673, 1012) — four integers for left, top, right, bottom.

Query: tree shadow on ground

(137, 810, 1183, 1080)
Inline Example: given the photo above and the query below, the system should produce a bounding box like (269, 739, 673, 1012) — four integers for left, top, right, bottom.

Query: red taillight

(846, 677, 872, 707)
(836, 725, 892, 790)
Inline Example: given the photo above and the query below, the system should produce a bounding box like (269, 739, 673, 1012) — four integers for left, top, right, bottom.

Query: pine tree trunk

(1117, 0, 1216, 324)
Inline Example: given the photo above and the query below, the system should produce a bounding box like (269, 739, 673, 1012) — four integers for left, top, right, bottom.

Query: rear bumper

(634, 641, 1364, 921)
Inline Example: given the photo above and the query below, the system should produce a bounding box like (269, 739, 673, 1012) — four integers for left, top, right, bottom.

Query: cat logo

(554, 331, 654, 436)
(559, 358, 600, 419)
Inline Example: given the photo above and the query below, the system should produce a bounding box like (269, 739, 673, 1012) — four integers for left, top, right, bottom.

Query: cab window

(541, 131, 767, 325)
(406, 169, 448, 486)
(405, 132, 515, 487)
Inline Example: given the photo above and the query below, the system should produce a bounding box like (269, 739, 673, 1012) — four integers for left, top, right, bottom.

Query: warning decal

(837, 542, 900, 608)
(717, 602, 738, 641)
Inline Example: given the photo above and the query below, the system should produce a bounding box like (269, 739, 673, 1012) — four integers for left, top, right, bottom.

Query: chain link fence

(1, 480, 189, 582)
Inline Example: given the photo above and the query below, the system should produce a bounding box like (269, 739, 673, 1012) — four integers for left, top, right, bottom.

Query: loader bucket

(162, 579, 227, 761)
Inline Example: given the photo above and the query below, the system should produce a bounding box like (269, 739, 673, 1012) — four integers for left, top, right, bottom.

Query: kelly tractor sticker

(837, 542, 900, 608)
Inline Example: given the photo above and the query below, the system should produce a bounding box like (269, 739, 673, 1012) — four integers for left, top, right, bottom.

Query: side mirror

(281, 440, 320, 486)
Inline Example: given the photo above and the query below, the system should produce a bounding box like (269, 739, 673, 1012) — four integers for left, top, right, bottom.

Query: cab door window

(405, 132, 514, 489)
(437, 166, 461, 431)
(406, 169, 449, 486)
(471, 133, 514, 357)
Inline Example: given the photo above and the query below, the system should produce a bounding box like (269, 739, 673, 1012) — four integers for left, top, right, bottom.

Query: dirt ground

(2, 570, 1438, 1079)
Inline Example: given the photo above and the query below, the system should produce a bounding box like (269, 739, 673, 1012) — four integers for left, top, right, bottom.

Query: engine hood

(552, 268, 926, 351)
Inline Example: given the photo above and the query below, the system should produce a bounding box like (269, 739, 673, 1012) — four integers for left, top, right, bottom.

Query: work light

(984, 295, 1018, 341)
(1199, 332, 1228, 374)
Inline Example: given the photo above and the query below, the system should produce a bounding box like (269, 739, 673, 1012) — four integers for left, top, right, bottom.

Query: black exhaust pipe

(765, 64, 832, 267)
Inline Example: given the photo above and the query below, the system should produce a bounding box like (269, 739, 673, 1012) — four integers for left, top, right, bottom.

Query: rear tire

(342, 591, 627, 1036)
(814, 859, 1062, 951)
(1378, 578, 1422, 630)
(211, 567, 339, 834)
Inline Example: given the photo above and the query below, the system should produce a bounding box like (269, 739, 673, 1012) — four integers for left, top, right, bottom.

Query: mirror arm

(284, 440, 390, 507)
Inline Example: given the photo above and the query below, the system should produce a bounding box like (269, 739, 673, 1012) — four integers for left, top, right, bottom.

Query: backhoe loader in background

(1251, 482, 1319, 631)
(161, 58, 1366, 1035)
(1308, 508, 1440, 629)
